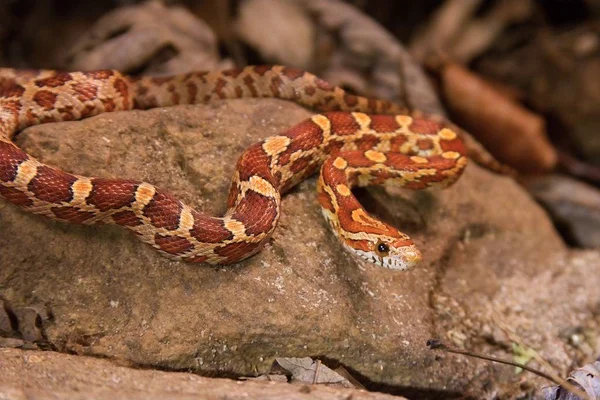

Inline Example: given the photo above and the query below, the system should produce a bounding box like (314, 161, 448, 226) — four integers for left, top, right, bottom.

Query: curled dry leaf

(275, 357, 354, 388)
(64, 0, 227, 75)
(440, 62, 558, 173)
(543, 359, 600, 400)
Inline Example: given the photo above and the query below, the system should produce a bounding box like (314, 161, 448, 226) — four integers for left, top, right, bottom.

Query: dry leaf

(275, 357, 354, 388)
(543, 359, 600, 400)
(440, 62, 558, 173)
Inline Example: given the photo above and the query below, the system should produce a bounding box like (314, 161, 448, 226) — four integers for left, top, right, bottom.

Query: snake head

(346, 236, 422, 271)
(370, 239, 422, 270)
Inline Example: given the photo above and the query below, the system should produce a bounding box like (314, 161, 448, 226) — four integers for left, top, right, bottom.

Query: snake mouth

(398, 246, 422, 270)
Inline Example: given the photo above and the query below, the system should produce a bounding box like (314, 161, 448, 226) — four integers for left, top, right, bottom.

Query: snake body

(0, 65, 467, 269)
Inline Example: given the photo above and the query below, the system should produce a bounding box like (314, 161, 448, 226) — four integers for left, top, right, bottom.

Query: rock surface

(0, 348, 405, 400)
(1, 99, 599, 398)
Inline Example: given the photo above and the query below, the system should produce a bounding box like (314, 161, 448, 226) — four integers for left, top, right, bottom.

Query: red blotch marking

(57, 103, 75, 118)
(236, 143, 273, 183)
(231, 191, 278, 236)
(32, 90, 58, 110)
(0, 81, 25, 97)
(234, 86, 243, 98)
(154, 234, 194, 254)
(321, 157, 350, 188)
(355, 136, 379, 152)
(277, 119, 325, 166)
(136, 94, 158, 109)
(337, 202, 395, 237)
(0, 141, 28, 182)
(222, 69, 242, 78)
(51, 207, 95, 223)
(369, 115, 399, 132)
(440, 136, 467, 155)
(252, 65, 272, 76)
(87, 179, 138, 212)
(102, 98, 116, 112)
(190, 212, 233, 243)
(113, 78, 130, 109)
(194, 71, 209, 83)
(187, 82, 197, 103)
(290, 157, 310, 174)
(80, 104, 98, 119)
(304, 86, 316, 96)
(136, 85, 149, 97)
(324, 139, 344, 156)
(384, 152, 416, 168)
(186, 254, 208, 263)
(326, 112, 361, 136)
(367, 98, 379, 112)
(85, 70, 114, 80)
(270, 76, 284, 97)
(1, 99, 21, 115)
(28, 166, 77, 204)
(417, 138, 434, 150)
(35, 72, 72, 88)
(0, 186, 33, 207)
(380, 100, 396, 113)
(390, 135, 408, 152)
(112, 210, 142, 226)
(344, 94, 358, 107)
(317, 184, 335, 213)
(243, 75, 258, 97)
(214, 240, 263, 263)
(409, 119, 442, 135)
(151, 76, 172, 85)
(315, 78, 334, 92)
(281, 67, 305, 80)
(142, 191, 182, 230)
(214, 78, 227, 99)
(72, 81, 98, 102)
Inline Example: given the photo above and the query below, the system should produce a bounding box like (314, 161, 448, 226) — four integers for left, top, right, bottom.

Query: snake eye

(376, 241, 390, 256)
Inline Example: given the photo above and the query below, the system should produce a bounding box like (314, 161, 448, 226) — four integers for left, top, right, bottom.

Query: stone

(1, 99, 599, 398)
(526, 174, 600, 248)
(0, 348, 406, 400)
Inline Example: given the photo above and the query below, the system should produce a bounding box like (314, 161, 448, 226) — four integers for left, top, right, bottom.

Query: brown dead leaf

(440, 62, 558, 173)
(275, 357, 355, 388)
(543, 358, 600, 400)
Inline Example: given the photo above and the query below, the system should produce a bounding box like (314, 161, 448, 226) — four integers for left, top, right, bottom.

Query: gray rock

(527, 174, 600, 248)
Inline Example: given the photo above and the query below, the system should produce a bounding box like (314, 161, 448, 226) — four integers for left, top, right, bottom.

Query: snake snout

(399, 246, 422, 270)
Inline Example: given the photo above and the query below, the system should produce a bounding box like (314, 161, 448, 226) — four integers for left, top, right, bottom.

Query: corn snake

(0, 65, 473, 269)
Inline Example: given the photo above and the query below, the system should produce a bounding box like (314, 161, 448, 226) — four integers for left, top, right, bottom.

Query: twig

(427, 339, 589, 400)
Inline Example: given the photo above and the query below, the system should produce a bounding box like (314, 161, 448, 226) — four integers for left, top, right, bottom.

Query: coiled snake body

(0, 65, 469, 269)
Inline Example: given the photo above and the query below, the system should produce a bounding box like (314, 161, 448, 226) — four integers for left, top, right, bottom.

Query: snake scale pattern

(0, 65, 473, 269)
